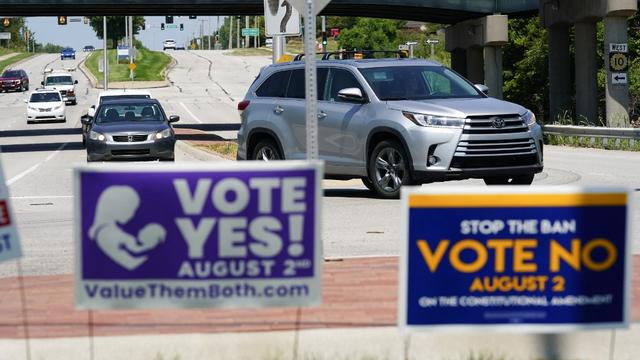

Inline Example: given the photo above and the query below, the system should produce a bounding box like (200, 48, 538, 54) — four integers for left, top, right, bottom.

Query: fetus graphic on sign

(88, 186, 166, 271)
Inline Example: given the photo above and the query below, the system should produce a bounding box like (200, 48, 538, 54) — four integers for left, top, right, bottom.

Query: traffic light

(1, 18, 10, 28)
(180, 24, 184, 31)
(58, 16, 67, 26)
(189, 16, 197, 19)
(322, 31, 327, 46)
(165, 16, 174, 24)
(160, 23, 165, 30)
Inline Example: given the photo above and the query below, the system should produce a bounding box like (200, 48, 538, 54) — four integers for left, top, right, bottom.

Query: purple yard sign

(74, 162, 323, 309)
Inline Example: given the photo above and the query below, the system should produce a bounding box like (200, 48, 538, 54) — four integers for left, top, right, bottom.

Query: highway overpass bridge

(2, 0, 638, 126)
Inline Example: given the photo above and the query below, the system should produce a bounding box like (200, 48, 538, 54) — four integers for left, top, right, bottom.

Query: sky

(25, 16, 224, 51)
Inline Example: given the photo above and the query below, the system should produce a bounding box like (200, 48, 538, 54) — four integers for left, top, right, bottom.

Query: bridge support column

(445, 14, 508, 98)
(604, 2, 636, 126)
(574, 21, 599, 125)
(466, 46, 484, 85)
(450, 48, 467, 77)
(547, 23, 571, 122)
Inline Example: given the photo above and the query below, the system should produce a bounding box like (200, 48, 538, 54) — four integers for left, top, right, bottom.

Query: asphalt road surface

(0, 50, 639, 279)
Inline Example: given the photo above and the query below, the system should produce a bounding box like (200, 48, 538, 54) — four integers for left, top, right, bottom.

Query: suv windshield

(359, 66, 482, 101)
(95, 103, 164, 124)
(2, 71, 21, 78)
(30, 92, 61, 102)
(45, 75, 73, 85)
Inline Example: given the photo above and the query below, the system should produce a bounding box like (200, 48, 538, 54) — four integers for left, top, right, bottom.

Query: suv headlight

(89, 131, 106, 142)
(155, 128, 173, 140)
(522, 110, 537, 128)
(402, 111, 465, 128)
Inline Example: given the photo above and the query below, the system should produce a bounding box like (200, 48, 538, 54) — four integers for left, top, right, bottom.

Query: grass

(0, 52, 34, 73)
(85, 47, 171, 82)
(196, 141, 238, 159)
(227, 47, 273, 56)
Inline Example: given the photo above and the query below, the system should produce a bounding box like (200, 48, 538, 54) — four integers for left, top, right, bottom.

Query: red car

(0, 69, 29, 92)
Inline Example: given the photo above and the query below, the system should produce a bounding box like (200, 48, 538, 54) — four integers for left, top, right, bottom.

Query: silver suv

(237, 58, 543, 198)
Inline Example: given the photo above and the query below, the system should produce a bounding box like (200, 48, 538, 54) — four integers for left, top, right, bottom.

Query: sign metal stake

(16, 261, 32, 360)
(304, 0, 318, 160)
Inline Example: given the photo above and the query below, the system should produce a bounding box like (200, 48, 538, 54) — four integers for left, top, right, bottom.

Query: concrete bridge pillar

(445, 15, 508, 98)
(547, 23, 572, 122)
(574, 20, 599, 124)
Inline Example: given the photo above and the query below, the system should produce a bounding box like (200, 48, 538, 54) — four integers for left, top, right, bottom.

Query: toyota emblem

(491, 116, 506, 129)
(128, 135, 134, 142)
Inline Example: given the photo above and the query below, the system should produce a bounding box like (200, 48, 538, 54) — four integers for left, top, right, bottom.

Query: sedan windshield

(45, 76, 73, 85)
(95, 103, 165, 124)
(359, 66, 482, 101)
(30, 92, 61, 103)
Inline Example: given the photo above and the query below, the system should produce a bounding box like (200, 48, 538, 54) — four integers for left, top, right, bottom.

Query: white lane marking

(179, 102, 203, 124)
(6, 142, 68, 186)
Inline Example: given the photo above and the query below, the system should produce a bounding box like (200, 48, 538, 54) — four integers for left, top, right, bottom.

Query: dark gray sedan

(83, 99, 179, 162)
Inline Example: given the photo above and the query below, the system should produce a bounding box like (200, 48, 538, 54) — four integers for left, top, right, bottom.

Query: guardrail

(543, 124, 640, 144)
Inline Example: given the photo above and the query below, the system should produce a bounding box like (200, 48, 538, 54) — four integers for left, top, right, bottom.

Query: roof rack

(293, 50, 410, 62)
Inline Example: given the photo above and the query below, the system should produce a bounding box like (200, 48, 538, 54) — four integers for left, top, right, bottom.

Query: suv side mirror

(80, 115, 92, 125)
(74, 80, 79, 84)
(338, 88, 367, 103)
(169, 115, 180, 123)
(41, 81, 44, 86)
(475, 84, 489, 95)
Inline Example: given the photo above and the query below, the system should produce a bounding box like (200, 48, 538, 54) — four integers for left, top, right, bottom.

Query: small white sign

(398, 44, 409, 51)
(264, 0, 301, 36)
(610, 43, 628, 53)
(0, 157, 22, 264)
(612, 72, 628, 85)
(287, 0, 332, 17)
(0, 32, 10, 40)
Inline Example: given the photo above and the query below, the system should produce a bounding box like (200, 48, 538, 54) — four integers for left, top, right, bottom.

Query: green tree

(502, 18, 550, 121)
(338, 18, 405, 51)
(1, 17, 27, 50)
(87, 16, 145, 49)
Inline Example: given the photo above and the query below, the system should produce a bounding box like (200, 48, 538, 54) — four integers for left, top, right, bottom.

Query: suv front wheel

(252, 139, 282, 161)
(368, 140, 413, 199)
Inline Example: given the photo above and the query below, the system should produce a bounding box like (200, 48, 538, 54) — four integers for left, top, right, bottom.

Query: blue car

(60, 47, 76, 60)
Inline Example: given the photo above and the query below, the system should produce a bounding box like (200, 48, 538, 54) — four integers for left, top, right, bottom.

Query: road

(0, 50, 639, 279)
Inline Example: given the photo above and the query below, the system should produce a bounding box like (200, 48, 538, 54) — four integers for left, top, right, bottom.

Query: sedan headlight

(27, 106, 37, 111)
(402, 111, 465, 128)
(53, 105, 62, 110)
(522, 110, 537, 128)
(155, 128, 173, 140)
(89, 131, 106, 142)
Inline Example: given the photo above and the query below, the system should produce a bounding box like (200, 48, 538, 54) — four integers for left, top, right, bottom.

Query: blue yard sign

(399, 187, 632, 331)
(74, 162, 323, 309)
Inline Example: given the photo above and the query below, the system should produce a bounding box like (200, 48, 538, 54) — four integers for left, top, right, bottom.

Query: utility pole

(236, 16, 240, 49)
(229, 16, 233, 49)
(245, 16, 250, 48)
(321, 16, 326, 52)
(124, 16, 128, 46)
(254, 16, 258, 48)
(129, 15, 134, 81)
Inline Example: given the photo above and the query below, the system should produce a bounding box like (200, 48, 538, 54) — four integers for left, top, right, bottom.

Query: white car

(25, 89, 66, 124)
(163, 39, 176, 50)
(41, 70, 78, 105)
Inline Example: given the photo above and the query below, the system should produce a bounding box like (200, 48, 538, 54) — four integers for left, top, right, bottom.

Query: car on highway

(163, 39, 177, 50)
(81, 89, 153, 146)
(0, 69, 29, 92)
(41, 70, 78, 105)
(83, 98, 179, 162)
(236, 54, 544, 198)
(60, 47, 76, 60)
(25, 89, 66, 124)
(83, 45, 95, 52)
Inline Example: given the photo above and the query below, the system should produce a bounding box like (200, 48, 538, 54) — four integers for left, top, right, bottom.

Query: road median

(83, 47, 172, 89)
(0, 53, 36, 73)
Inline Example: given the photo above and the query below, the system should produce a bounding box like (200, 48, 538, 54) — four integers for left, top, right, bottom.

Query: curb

(80, 51, 173, 90)
(175, 140, 231, 162)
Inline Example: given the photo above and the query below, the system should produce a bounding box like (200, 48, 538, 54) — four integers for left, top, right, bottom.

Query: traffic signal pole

(103, 16, 108, 90)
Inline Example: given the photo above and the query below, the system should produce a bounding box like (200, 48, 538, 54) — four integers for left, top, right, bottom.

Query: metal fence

(543, 125, 640, 144)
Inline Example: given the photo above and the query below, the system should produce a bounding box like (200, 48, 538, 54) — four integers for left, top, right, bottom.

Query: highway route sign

(609, 43, 628, 53)
(609, 52, 629, 72)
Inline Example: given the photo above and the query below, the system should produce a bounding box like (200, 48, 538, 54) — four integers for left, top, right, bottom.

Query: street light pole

(103, 16, 108, 90)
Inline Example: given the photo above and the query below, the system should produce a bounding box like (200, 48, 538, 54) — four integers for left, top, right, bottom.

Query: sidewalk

(0, 256, 638, 340)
